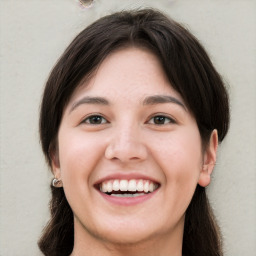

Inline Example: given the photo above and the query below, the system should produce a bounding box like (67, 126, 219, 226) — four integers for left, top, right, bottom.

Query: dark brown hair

(39, 8, 229, 256)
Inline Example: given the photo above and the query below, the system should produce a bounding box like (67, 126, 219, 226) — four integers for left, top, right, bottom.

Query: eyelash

(147, 115, 176, 125)
(82, 115, 108, 125)
(81, 114, 175, 126)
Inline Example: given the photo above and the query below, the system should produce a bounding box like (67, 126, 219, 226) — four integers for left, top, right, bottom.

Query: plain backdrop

(0, 0, 255, 255)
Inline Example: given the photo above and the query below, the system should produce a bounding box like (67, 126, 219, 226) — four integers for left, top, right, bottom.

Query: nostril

(105, 140, 148, 163)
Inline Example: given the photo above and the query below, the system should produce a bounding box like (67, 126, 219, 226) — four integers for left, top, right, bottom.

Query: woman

(39, 9, 229, 256)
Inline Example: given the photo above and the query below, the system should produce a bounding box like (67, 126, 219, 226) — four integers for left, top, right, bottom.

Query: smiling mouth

(97, 179, 160, 197)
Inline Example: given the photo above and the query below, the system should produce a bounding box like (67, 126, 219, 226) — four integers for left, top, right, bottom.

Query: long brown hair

(39, 9, 229, 256)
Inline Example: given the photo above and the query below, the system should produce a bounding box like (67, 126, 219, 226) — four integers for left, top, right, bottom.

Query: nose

(105, 124, 148, 163)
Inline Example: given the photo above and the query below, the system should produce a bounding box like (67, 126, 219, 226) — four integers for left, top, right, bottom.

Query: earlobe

(198, 165, 212, 187)
(50, 151, 63, 187)
(49, 147, 61, 179)
(198, 130, 218, 187)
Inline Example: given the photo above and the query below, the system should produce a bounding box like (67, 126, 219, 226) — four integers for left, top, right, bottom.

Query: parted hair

(39, 8, 229, 256)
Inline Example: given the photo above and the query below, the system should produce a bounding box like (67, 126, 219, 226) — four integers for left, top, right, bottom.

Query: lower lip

(97, 189, 159, 206)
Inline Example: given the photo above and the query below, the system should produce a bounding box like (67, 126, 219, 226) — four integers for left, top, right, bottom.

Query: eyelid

(80, 113, 109, 125)
(147, 113, 177, 125)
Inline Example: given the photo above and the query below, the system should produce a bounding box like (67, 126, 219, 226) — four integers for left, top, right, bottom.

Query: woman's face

(52, 47, 216, 245)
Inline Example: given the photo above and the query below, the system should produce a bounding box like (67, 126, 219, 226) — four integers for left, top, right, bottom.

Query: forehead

(68, 47, 184, 106)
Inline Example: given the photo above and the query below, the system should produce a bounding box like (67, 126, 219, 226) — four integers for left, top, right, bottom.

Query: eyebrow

(70, 96, 109, 113)
(143, 95, 186, 110)
(69, 94, 186, 113)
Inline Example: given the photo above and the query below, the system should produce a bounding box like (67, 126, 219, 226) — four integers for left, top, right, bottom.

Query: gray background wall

(0, 0, 255, 255)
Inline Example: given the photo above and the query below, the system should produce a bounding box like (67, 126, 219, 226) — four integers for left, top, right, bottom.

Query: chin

(100, 229, 156, 245)
(89, 218, 166, 246)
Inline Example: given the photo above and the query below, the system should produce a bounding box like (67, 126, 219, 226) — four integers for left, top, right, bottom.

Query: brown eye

(83, 115, 107, 125)
(148, 115, 175, 125)
(154, 116, 166, 124)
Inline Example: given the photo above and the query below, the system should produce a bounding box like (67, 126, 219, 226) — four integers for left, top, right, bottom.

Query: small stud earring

(52, 178, 62, 187)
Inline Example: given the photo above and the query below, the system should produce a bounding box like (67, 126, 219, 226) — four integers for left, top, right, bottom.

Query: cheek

(57, 129, 107, 214)
(151, 127, 202, 195)
(151, 127, 202, 169)
(57, 129, 105, 186)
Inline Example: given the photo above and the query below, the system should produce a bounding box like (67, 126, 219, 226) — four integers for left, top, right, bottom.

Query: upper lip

(94, 173, 160, 186)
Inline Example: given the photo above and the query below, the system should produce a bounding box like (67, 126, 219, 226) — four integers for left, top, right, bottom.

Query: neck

(70, 217, 184, 256)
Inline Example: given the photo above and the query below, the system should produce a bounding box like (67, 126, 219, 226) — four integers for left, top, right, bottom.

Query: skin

(51, 47, 218, 256)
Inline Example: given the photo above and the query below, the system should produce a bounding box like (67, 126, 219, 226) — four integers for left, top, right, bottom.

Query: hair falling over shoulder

(38, 187, 74, 256)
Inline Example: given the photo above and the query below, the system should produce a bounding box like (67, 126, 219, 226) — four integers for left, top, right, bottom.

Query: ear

(49, 146, 62, 181)
(198, 129, 218, 187)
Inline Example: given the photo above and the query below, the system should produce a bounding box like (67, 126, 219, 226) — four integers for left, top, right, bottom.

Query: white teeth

(107, 182, 112, 193)
(144, 181, 149, 193)
(149, 182, 154, 192)
(99, 179, 159, 194)
(120, 180, 128, 191)
(128, 179, 137, 191)
(111, 193, 145, 197)
(112, 180, 119, 191)
(101, 182, 108, 193)
(137, 179, 144, 192)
